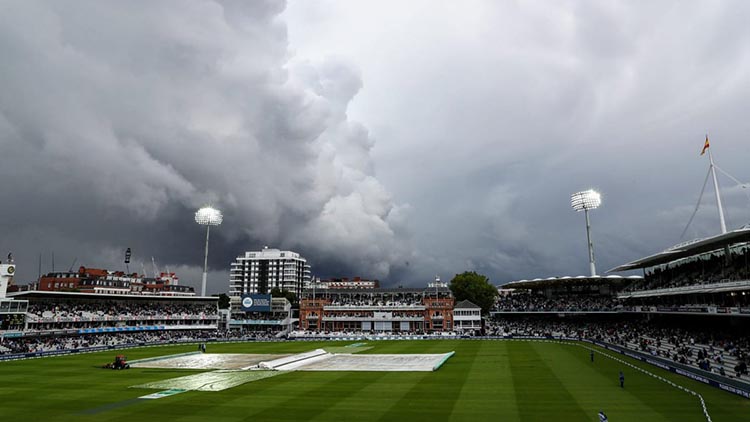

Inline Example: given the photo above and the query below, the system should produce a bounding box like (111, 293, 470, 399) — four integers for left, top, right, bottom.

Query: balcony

(229, 318, 290, 326)
(321, 316, 423, 322)
(617, 279, 750, 299)
(26, 314, 220, 323)
(323, 305, 425, 311)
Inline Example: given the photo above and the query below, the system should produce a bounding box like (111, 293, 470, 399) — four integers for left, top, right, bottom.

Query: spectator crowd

(27, 301, 218, 321)
(625, 244, 750, 293)
(486, 318, 750, 380)
(493, 293, 619, 312)
(0, 329, 275, 355)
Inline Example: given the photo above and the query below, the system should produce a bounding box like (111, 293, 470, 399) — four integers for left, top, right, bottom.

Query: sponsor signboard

(241, 294, 272, 312)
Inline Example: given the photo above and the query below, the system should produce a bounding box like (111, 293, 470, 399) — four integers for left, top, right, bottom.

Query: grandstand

(610, 227, 750, 316)
(494, 228, 750, 317)
(306, 276, 380, 290)
(7, 290, 218, 334)
(229, 295, 295, 335)
(490, 226, 750, 400)
(0, 259, 221, 358)
(493, 275, 637, 314)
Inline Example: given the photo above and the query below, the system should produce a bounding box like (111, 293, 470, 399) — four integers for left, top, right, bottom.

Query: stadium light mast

(195, 206, 223, 296)
(571, 189, 602, 276)
(707, 147, 727, 234)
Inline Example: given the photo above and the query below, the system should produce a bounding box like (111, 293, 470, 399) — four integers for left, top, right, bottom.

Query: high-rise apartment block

(229, 247, 311, 298)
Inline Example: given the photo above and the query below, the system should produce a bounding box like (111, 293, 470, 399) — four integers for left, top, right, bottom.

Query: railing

(323, 305, 425, 311)
(489, 306, 750, 316)
(229, 318, 290, 326)
(618, 279, 750, 299)
(321, 316, 423, 321)
(491, 308, 618, 313)
(26, 314, 220, 323)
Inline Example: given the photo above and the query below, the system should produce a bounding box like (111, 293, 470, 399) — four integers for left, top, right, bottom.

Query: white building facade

(453, 300, 483, 334)
(229, 247, 311, 298)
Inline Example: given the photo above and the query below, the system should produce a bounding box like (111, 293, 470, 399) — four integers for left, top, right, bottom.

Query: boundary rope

(510, 339, 714, 422)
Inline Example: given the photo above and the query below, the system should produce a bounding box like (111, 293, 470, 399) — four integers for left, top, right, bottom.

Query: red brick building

(37, 267, 195, 296)
(299, 286, 454, 333)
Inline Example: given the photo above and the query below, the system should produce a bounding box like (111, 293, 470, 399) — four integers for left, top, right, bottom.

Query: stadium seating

(486, 318, 750, 380)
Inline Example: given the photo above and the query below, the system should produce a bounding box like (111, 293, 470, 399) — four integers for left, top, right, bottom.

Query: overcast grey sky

(1, 0, 750, 293)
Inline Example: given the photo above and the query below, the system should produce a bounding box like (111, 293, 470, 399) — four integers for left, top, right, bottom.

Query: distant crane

(151, 257, 160, 279)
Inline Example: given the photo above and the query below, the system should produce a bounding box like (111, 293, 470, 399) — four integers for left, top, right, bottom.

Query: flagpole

(708, 147, 727, 234)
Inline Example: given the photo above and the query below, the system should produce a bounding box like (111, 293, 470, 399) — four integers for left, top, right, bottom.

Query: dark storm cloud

(4, 1, 750, 292)
(0, 0, 412, 292)
(284, 0, 750, 284)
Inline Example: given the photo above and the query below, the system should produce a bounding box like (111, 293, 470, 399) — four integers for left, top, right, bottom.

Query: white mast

(708, 148, 727, 234)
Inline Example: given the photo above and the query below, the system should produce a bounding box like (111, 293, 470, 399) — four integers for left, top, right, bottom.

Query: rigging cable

(714, 164, 750, 224)
(680, 165, 712, 240)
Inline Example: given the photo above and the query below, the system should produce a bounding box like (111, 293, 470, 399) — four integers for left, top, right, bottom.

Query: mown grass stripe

(78, 398, 145, 415)
(303, 372, 396, 422)
(536, 342, 686, 421)
(247, 371, 384, 421)
(1, 340, 748, 422)
(376, 340, 480, 422)
(564, 342, 712, 422)
(509, 341, 590, 421)
(449, 340, 520, 421)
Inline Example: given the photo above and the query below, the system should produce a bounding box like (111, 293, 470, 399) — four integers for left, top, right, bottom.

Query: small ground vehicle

(102, 355, 130, 369)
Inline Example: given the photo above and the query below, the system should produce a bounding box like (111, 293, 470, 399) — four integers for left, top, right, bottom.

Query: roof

(608, 226, 750, 273)
(454, 299, 481, 309)
(8, 290, 218, 302)
(303, 287, 451, 295)
(502, 275, 642, 289)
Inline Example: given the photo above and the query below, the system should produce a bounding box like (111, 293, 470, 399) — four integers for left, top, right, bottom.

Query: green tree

(449, 271, 498, 314)
(270, 287, 298, 306)
(214, 293, 231, 309)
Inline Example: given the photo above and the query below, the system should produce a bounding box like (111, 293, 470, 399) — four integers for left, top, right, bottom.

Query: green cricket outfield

(1, 340, 748, 421)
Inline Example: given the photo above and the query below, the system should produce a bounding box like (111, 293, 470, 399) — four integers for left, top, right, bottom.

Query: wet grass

(1, 340, 748, 421)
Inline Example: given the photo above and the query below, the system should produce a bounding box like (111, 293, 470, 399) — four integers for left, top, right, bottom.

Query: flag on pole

(700, 135, 710, 156)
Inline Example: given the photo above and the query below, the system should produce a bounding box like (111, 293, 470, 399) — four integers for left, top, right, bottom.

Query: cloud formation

(284, 0, 750, 282)
(0, 0, 411, 291)
(3, 1, 750, 291)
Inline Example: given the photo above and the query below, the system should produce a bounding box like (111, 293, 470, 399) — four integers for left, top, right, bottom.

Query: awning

(608, 226, 750, 272)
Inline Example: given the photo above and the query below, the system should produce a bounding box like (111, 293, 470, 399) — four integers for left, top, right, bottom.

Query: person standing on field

(619, 371, 624, 388)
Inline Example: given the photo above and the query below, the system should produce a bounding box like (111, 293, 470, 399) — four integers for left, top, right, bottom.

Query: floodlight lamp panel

(571, 189, 601, 211)
(195, 206, 223, 226)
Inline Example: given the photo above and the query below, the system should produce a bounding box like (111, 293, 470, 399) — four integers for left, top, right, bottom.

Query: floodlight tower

(195, 206, 223, 296)
(571, 189, 602, 276)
